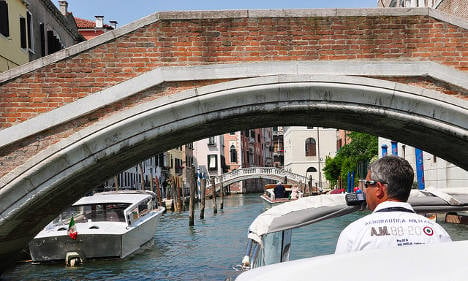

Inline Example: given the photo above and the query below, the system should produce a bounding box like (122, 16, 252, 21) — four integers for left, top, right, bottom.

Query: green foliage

(323, 132, 378, 187)
(323, 156, 341, 187)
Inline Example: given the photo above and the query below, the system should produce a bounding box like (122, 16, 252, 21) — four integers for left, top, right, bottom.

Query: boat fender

(241, 255, 250, 267)
(65, 251, 83, 267)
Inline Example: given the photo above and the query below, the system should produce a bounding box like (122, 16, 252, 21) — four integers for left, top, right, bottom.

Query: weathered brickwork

(0, 13, 466, 178)
(0, 15, 466, 128)
(0, 79, 230, 178)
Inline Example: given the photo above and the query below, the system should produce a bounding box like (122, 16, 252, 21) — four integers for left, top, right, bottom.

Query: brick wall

(0, 14, 466, 129)
(0, 13, 466, 178)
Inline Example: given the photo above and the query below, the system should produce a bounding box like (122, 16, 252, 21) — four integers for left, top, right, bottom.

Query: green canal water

(2, 193, 467, 280)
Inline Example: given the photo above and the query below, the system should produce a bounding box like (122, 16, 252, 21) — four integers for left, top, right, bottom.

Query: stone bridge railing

(206, 167, 311, 190)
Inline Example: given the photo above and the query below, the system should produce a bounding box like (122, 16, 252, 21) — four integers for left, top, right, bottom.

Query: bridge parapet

(206, 167, 310, 190)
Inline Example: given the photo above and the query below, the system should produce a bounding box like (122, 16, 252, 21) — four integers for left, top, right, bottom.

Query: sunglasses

(359, 180, 387, 188)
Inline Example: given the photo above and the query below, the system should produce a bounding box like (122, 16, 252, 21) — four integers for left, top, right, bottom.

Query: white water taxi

(236, 188, 468, 281)
(29, 190, 165, 265)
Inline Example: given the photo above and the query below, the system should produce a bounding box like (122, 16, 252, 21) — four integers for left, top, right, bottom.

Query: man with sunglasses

(335, 155, 451, 254)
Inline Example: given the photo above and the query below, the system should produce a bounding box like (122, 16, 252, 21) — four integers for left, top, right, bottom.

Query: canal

(2, 193, 467, 280)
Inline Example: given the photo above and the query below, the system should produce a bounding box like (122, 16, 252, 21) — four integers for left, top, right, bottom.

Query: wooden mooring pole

(220, 180, 224, 210)
(154, 177, 162, 207)
(170, 177, 177, 211)
(189, 168, 195, 226)
(176, 178, 183, 212)
(200, 177, 206, 219)
(211, 177, 217, 214)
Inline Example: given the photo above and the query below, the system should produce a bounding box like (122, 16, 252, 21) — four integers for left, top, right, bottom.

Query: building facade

(378, 0, 467, 19)
(0, 0, 84, 72)
(193, 135, 227, 181)
(283, 126, 338, 190)
(223, 131, 243, 192)
(0, 0, 28, 71)
(272, 126, 285, 168)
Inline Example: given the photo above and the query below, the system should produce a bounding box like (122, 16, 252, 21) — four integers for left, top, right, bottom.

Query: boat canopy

(248, 188, 468, 245)
(73, 191, 154, 206)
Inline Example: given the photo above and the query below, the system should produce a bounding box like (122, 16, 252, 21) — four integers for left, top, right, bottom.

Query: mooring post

(170, 178, 178, 211)
(220, 180, 224, 210)
(189, 168, 195, 226)
(155, 177, 162, 207)
(200, 177, 206, 219)
(176, 179, 183, 212)
(211, 177, 217, 214)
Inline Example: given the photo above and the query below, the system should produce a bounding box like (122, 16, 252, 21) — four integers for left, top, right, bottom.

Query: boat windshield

(54, 203, 130, 224)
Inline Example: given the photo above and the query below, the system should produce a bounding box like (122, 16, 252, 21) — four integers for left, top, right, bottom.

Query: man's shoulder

(342, 214, 372, 231)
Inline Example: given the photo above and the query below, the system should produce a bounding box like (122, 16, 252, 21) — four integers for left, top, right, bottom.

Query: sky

(62, 0, 379, 27)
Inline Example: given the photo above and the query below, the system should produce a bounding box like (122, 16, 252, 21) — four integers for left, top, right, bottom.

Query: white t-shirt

(335, 201, 452, 254)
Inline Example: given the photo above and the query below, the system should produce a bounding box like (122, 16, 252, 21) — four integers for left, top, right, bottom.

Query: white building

(262, 128, 274, 167)
(378, 138, 467, 189)
(283, 126, 337, 190)
(193, 135, 226, 179)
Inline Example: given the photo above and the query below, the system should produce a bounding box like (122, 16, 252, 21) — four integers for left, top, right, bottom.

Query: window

(20, 17, 27, 49)
(208, 154, 217, 170)
(40, 23, 45, 56)
(305, 138, 317, 156)
(230, 145, 237, 163)
(47, 30, 62, 54)
(27, 11, 33, 51)
(208, 136, 216, 146)
(0, 0, 9, 37)
(306, 167, 317, 173)
(175, 158, 183, 175)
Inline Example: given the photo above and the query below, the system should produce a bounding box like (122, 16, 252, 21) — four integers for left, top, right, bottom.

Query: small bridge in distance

(207, 167, 313, 190)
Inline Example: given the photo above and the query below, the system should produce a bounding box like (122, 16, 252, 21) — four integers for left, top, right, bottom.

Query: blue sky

(63, 0, 379, 27)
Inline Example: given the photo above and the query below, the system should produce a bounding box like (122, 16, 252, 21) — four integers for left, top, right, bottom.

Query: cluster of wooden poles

(149, 167, 225, 226)
(188, 173, 225, 226)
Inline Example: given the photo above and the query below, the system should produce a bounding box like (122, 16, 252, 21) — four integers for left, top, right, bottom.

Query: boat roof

(73, 191, 154, 206)
(248, 188, 468, 243)
(236, 240, 468, 281)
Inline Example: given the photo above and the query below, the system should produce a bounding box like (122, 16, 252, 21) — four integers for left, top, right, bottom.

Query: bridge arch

(206, 167, 311, 190)
(0, 73, 466, 265)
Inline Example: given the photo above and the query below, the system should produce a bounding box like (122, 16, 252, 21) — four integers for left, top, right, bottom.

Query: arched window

(306, 167, 317, 173)
(305, 138, 317, 156)
(230, 145, 237, 163)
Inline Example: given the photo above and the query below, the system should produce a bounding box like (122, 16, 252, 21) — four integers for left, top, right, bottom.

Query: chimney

(109, 20, 118, 29)
(58, 1, 68, 16)
(95, 16, 104, 28)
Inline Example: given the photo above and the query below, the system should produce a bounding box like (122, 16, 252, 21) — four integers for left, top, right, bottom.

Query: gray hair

(369, 155, 414, 201)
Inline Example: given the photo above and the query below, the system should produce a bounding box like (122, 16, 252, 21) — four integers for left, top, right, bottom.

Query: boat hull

(29, 207, 164, 262)
(29, 234, 122, 262)
(260, 194, 295, 205)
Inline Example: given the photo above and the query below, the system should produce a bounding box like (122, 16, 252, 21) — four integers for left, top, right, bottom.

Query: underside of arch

(0, 74, 466, 270)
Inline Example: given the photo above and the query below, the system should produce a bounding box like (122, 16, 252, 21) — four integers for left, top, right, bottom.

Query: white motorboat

(260, 184, 303, 205)
(29, 190, 165, 264)
(235, 188, 468, 281)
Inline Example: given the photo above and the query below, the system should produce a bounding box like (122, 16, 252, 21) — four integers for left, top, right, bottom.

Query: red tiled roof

(74, 17, 113, 29)
(75, 17, 95, 28)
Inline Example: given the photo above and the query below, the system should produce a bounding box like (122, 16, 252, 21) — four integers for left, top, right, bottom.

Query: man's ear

(376, 183, 387, 199)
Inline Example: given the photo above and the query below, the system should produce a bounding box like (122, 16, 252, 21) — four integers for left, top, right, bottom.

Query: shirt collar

(373, 201, 414, 213)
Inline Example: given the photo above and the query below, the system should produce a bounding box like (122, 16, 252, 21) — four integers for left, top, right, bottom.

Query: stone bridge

(207, 167, 312, 190)
(0, 8, 467, 270)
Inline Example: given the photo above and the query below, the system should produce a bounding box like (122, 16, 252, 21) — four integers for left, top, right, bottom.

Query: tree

(323, 155, 341, 187)
(324, 132, 378, 187)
